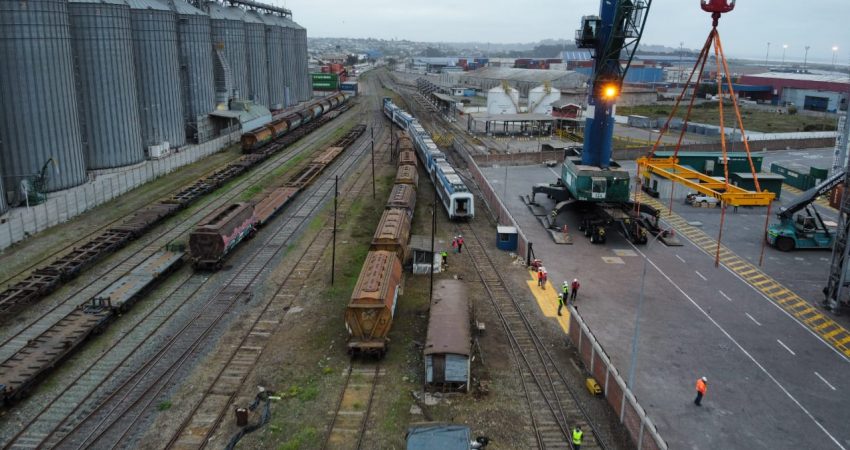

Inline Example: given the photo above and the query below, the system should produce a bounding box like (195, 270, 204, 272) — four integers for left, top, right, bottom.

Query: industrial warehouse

(1, 0, 850, 449)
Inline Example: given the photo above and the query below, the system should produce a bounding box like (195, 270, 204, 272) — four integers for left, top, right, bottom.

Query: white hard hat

(701, 376, 707, 382)
(573, 278, 578, 282)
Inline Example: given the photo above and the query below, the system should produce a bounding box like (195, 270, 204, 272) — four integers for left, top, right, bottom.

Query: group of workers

(558, 278, 580, 315)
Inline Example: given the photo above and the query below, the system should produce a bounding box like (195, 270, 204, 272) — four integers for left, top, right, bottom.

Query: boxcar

(386, 184, 416, 217)
(344, 250, 403, 357)
(424, 280, 471, 392)
(371, 208, 412, 260)
(394, 165, 419, 190)
(189, 203, 257, 270)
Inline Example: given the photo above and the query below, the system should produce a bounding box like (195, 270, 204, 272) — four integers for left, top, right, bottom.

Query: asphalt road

(482, 162, 850, 450)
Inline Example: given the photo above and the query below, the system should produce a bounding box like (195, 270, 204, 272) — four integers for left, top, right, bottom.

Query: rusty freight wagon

(398, 149, 417, 168)
(371, 208, 412, 260)
(189, 203, 257, 270)
(424, 280, 471, 392)
(344, 250, 403, 357)
(386, 184, 417, 217)
(395, 164, 419, 190)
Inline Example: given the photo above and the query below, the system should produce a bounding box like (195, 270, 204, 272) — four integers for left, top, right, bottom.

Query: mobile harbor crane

(529, 0, 660, 244)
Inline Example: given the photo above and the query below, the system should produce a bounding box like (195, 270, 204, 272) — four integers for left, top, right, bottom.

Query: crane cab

(575, 15, 601, 48)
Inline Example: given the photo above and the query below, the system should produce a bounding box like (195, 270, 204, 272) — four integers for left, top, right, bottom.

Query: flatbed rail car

(0, 96, 351, 321)
(0, 250, 183, 405)
(371, 208, 412, 261)
(191, 124, 367, 271)
(344, 250, 403, 357)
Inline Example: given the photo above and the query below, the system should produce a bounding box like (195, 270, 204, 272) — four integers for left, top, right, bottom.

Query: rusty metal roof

(425, 280, 471, 356)
(373, 208, 409, 242)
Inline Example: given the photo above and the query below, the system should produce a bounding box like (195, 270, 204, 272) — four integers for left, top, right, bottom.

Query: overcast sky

(276, 0, 849, 63)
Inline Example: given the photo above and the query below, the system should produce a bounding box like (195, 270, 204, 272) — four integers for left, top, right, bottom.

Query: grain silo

(169, 0, 215, 143)
(128, 0, 186, 150)
(207, 2, 247, 101)
(487, 85, 520, 115)
(0, 0, 87, 193)
(528, 84, 561, 115)
(263, 13, 286, 110)
(69, 0, 144, 170)
(289, 20, 310, 102)
(244, 10, 269, 107)
(281, 17, 300, 106)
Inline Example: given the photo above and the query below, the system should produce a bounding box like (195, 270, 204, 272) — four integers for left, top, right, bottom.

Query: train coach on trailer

(424, 280, 471, 392)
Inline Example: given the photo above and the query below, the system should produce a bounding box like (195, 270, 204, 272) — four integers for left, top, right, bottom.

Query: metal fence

(568, 306, 668, 450)
(0, 131, 241, 251)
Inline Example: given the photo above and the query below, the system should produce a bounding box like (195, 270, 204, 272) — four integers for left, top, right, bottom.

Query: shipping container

(770, 163, 828, 191)
(311, 72, 339, 91)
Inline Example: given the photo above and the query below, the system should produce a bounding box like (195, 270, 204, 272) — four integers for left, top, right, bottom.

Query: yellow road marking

(527, 271, 570, 334)
(635, 192, 850, 357)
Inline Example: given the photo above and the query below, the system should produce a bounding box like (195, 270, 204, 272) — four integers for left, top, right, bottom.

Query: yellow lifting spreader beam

(637, 157, 776, 207)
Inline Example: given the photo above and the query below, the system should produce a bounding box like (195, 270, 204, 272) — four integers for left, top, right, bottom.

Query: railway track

(0, 107, 361, 367)
(456, 221, 606, 450)
(35, 113, 382, 450)
(1, 112, 362, 449)
(322, 364, 382, 450)
(167, 107, 390, 448)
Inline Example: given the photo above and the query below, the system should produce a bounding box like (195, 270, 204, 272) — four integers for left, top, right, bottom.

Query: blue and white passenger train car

(381, 98, 474, 220)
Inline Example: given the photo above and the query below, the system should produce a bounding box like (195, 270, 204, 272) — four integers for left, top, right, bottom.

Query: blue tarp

(407, 424, 470, 450)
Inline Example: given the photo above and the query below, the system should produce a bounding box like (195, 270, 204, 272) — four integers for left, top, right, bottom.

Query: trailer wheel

(776, 236, 795, 252)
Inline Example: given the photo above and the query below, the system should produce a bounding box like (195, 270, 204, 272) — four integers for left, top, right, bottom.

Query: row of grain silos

(0, 0, 311, 212)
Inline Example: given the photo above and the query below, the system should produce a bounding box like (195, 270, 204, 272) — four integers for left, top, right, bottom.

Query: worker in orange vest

(694, 376, 708, 406)
(537, 270, 544, 287)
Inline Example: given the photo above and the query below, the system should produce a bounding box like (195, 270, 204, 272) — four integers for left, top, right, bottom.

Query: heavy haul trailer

(531, 158, 659, 244)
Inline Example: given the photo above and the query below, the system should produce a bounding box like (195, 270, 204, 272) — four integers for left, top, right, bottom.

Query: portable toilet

(496, 226, 518, 251)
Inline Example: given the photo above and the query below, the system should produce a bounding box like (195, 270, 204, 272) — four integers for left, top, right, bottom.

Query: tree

(421, 47, 446, 57)
(386, 57, 398, 70)
(345, 54, 359, 66)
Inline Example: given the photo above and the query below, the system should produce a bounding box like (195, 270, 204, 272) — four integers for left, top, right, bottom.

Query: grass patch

(278, 426, 318, 450)
(157, 400, 172, 411)
(618, 103, 838, 133)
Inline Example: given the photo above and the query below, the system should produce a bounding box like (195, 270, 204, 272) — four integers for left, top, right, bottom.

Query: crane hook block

(700, 0, 735, 13)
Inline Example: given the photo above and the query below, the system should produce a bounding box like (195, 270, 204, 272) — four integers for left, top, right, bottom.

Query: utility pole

(429, 180, 437, 302)
(370, 126, 376, 199)
(331, 175, 338, 285)
(803, 45, 811, 72)
(765, 42, 770, 66)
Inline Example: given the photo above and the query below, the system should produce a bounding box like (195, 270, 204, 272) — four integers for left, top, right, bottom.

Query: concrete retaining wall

(0, 131, 241, 251)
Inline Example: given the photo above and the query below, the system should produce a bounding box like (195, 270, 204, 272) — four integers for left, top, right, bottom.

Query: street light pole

(626, 229, 670, 389)
(782, 44, 788, 66)
(803, 45, 811, 72)
(765, 42, 770, 66)
(832, 46, 839, 71)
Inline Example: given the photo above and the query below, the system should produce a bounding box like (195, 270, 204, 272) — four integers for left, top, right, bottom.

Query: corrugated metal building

(170, 0, 216, 143)
(458, 67, 587, 97)
(208, 2, 247, 100)
(128, 0, 186, 149)
(424, 280, 471, 392)
(737, 72, 850, 112)
(244, 10, 269, 107)
(69, 0, 144, 170)
(0, 0, 88, 193)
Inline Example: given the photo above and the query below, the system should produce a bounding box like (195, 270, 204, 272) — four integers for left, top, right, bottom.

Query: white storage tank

(528, 84, 561, 115)
(486, 85, 519, 115)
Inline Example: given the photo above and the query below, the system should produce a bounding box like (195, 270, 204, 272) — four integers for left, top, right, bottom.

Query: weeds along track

(1, 112, 363, 450)
(456, 222, 606, 450)
(39, 114, 383, 450)
(0, 108, 360, 367)
(168, 107, 391, 449)
(322, 364, 382, 450)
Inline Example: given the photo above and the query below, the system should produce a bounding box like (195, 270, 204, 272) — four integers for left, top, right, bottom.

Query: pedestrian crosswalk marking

(636, 192, 850, 358)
